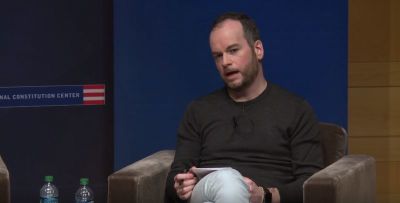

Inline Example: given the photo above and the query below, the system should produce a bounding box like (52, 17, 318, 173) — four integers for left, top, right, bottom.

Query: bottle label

(40, 197, 58, 203)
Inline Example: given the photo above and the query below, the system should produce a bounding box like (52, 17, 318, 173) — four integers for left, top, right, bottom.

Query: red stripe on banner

(82, 84, 105, 105)
(83, 92, 105, 97)
(84, 100, 105, 105)
(83, 84, 105, 89)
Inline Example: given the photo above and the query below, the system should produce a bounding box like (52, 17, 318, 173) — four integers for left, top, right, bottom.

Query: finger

(181, 184, 195, 194)
(189, 166, 197, 172)
(174, 173, 183, 182)
(174, 182, 187, 193)
(176, 177, 196, 190)
(177, 181, 194, 192)
(175, 178, 190, 192)
(243, 179, 252, 191)
(182, 177, 198, 186)
(175, 175, 193, 187)
(181, 191, 193, 200)
(175, 173, 195, 182)
(179, 186, 195, 200)
(243, 177, 258, 192)
(243, 177, 251, 183)
(243, 177, 253, 186)
(177, 186, 184, 196)
(177, 185, 194, 200)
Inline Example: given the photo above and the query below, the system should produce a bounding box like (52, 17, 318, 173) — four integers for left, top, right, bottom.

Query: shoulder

(266, 83, 315, 115)
(181, 87, 228, 123)
(269, 83, 302, 99)
(188, 87, 227, 108)
(268, 83, 306, 104)
(267, 83, 319, 135)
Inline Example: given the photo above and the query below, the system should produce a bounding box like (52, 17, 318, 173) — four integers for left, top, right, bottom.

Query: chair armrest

(108, 150, 175, 203)
(303, 155, 376, 203)
(0, 155, 10, 203)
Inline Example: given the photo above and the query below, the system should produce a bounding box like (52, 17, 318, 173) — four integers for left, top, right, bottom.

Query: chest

(197, 105, 291, 157)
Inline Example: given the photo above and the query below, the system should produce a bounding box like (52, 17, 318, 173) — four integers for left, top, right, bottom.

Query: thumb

(242, 177, 253, 191)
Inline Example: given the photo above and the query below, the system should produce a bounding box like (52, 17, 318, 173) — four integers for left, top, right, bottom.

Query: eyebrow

(212, 43, 241, 56)
(225, 44, 240, 51)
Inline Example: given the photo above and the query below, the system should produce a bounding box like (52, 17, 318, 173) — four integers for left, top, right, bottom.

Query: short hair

(210, 12, 261, 46)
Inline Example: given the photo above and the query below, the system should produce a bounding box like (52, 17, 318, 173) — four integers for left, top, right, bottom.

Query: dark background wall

(114, 0, 348, 169)
(0, 0, 113, 202)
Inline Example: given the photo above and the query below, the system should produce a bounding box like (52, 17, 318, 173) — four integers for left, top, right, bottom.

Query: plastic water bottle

(75, 178, 94, 203)
(40, 175, 59, 203)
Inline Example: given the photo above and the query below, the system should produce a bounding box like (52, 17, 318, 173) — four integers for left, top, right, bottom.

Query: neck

(228, 69, 267, 102)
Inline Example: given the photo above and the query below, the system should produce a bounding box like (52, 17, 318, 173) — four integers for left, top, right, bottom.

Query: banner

(0, 84, 105, 108)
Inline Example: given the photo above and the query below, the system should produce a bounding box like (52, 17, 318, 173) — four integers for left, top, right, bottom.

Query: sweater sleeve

(165, 102, 202, 203)
(277, 100, 323, 203)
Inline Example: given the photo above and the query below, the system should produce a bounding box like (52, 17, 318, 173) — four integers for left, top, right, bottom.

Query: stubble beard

(225, 55, 260, 92)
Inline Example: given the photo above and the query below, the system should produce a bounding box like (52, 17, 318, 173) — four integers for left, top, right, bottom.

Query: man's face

(209, 20, 261, 91)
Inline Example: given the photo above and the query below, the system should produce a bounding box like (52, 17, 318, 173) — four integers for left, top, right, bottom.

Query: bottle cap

(80, 178, 89, 185)
(44, 176, 54, 182)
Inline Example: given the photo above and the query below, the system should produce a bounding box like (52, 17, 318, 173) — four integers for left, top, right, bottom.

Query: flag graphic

(0, 84, 106, 108)
(83, 84, 105, 105)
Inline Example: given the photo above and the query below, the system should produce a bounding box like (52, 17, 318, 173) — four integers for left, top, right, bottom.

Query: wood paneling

(376, 162, 400, 194)
(349, 0, 400, 202)
(349, 137, 400, 161)
(377, 194, 400, 203)
(391, 0, 400, 61)
(349, 87, 400, 136)
(349, 62, 400, 87)
(349, 0, 390, 62)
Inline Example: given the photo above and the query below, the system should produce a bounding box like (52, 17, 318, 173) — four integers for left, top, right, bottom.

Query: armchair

(0, 155, 10, 203)
(108, 123, 376, 203)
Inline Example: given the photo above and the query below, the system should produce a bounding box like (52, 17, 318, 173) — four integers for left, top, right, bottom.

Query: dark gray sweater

(165, 83, 323, 203)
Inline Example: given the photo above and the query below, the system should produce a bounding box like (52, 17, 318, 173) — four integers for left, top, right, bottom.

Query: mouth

(225, 70, 240, 78)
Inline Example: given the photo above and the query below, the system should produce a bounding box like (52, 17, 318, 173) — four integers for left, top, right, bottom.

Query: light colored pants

(190, 168, 250, 203)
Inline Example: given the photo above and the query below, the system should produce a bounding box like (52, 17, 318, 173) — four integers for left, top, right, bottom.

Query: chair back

(319, 122, 348, 167)
(0, 155, 10, 203)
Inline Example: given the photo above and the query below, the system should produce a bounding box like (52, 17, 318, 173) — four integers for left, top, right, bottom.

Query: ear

(253, 40, 264, 60)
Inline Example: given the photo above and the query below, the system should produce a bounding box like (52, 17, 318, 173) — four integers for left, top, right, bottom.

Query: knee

(208, 168, 250, 200)
(213, 168, 242, 181)
(191, 168, 250, 202)
(209, 168, 247, 189)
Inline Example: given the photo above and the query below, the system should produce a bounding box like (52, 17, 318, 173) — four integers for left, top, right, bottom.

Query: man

(165, 12, 323, 203)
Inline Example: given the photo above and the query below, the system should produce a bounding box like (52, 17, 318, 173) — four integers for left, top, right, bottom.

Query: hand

(174, 166, 198, 200)
(243, 177, 281, 203)
(243, 177, 264, 203)
(268, 187, 281, 203)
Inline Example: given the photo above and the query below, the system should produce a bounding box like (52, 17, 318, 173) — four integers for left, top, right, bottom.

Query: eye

(228, 48, 238, 54)
(213, 53, 222, 60)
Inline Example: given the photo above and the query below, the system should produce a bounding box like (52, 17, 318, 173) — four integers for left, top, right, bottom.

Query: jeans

(190, 168, 250, 203)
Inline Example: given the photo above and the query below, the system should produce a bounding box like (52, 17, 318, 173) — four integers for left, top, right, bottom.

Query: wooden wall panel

(349, 137, 400, 161)
(349, 87, 400, 136)
(376, 162, 400, 194)
(349, 62, 400, 87)
(349, 0, 400, 202)
(377, 195, 400, 203)
(391, 0, 400, 60)
(349, 0, 390, 62)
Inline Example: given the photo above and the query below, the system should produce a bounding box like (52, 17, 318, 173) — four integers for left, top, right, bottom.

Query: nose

(222, 54, 232, 67)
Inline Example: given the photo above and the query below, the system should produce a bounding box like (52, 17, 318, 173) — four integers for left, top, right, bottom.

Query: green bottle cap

(80, 178, 89, 185)
(44, 176, 54, 182)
